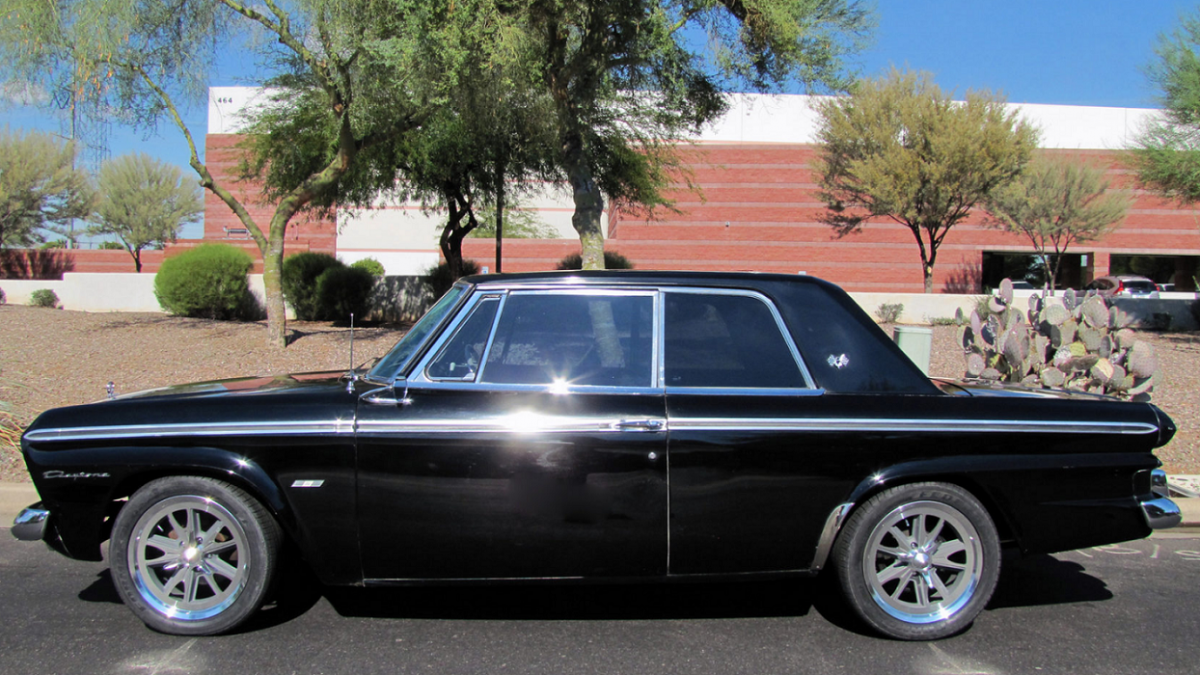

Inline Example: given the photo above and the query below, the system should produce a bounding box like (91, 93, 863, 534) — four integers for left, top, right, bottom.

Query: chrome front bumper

(1142, 470, 1182, 530)
(11, 503, 50, 541)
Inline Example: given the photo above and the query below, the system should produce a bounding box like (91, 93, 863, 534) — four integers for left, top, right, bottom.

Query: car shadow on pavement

(320, 578, 820, 624)
(986, 552, 1113, 610)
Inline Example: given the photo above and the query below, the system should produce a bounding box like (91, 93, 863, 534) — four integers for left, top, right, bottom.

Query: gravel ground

(2, 304, 1197, 482)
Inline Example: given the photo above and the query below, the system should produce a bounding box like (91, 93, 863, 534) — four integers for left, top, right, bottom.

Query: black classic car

(13, 271, 1181, 640)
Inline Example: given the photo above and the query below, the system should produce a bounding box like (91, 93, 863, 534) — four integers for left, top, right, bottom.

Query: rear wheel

(110, 476, 280, 635)
(832, 482, 1000, 640)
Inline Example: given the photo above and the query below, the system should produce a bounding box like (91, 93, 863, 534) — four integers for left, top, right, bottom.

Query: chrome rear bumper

(1142, 470, 1182, 530)
(11, 503, 50, 542)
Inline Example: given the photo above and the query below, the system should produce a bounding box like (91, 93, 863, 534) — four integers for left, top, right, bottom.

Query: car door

(662, 288, 854, 576)
(356, 288, 667, 581)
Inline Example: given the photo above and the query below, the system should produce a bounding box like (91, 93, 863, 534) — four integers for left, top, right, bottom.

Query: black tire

(832, 482, 1000, 640)
(109, 476, 281, 635)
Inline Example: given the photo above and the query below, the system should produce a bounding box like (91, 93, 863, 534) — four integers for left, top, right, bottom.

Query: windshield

(367, 283, 470, 382)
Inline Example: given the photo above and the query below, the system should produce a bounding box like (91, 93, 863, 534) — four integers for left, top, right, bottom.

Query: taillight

(1116, 280, 1125, 294)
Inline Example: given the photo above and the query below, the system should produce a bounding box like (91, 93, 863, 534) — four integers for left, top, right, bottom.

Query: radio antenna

(346, 313, 356, 393)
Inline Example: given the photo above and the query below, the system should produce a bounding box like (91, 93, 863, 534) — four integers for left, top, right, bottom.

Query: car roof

(462, 269, 834, 291)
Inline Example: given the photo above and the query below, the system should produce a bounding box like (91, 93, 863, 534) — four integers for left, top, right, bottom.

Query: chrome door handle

(613, 419, 665, 432)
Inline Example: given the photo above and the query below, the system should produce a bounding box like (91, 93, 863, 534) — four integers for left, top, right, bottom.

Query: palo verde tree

(525, 0, 873, 270)
(984, 155, 1129, 294)
(90, 153, 203, 272)
(1129, 9, 1200, 208)
(814, 69, 1040, 293)
(0, 128, 93, 250)
(1, 0, 489, 347)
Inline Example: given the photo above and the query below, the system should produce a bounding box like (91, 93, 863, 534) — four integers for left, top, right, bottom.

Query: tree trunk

(494, 161, 505, 274)
(262, 231, 287, 349)
(563, 134, 606, 270)
(923, 263, 934, 294)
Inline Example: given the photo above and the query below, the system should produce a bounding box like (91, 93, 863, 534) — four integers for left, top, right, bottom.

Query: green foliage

(0, 128, 93, 250)
(985, 156, 1129, 292)
(814, 69, 1040, 293)
(350, 258, 386, 277)
(97, 241, 125, 250)
(874, 303, 904, 324)
(961, 279, 1162, 401)
(314, 266, 376, 325)
(154, 244, 256, 321)
(90, 153, 202, 272)
(468, 206, 559, 240)
(29, 288, 59, 308)
(556, 251, 635, 270)
(1130, 10, 1200, 203)
(0, 287, 5, 304)
(281, 253, 343, 321)
(426, 259, 480, 300)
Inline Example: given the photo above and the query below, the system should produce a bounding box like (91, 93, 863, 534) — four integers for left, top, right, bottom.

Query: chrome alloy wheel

(862, 500, 984, 624)
(128, 495, 250, 621)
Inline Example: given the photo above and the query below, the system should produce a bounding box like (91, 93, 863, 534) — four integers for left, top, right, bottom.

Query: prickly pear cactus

(961, 279, 1163, 401)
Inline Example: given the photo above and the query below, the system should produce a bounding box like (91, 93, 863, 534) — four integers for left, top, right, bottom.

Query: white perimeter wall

(4, 274, 1195, 330)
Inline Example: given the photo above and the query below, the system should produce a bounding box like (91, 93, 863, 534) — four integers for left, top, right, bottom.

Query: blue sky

(1, 1, 1195, 239)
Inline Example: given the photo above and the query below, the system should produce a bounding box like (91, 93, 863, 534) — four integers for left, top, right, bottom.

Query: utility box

(893, 326, 933, 375)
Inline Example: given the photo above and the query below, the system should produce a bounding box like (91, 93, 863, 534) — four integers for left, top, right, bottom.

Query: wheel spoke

(202, 520, 227, 545)
(913, 572, 931, 607)
(923, 518, 945, 546)
(888, 569, 916, 600)
(930, 570, 952, 600)
(206, 557, 239, 581)
(162, 567, 188, 596)
(147, 534, 180, 554)
(183, 568, 200, 603)
(888, 525, 913, 548)
(932, 539, 967, 565)
(203, 539, 238, 557)
(876, 545, 907, 559)
(876, 561, 909, 585)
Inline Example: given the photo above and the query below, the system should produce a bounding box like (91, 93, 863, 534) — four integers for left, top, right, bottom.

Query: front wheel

(832, 482, 1000, 640)
(109, 476, 280, 635)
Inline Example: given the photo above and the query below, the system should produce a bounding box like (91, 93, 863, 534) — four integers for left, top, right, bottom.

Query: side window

(427, 297, 500, 380)
(480, 293, 653, 388)
(664, 292, 807, 389)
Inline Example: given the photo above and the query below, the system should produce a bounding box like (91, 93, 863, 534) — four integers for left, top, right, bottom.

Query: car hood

(110, 371, 350, 402)
(24, 371, 358, 441)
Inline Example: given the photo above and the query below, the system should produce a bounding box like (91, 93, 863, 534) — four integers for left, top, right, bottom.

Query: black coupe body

(14, 271, 1180, 639)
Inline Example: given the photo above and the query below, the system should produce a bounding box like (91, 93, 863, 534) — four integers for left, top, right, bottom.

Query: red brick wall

(470, 145, 1200, 293)
(202, 135, 338, 261)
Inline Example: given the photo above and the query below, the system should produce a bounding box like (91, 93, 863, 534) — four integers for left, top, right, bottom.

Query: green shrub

(97, 241, 124, 250)
(29, 289, 59, 308)
(556, 251, 635, 270)
(0, 287, 6, 305)
(282, 252, 342, 320)
(425, 259, 480, 300)
(350, 257, 386, 277)
(874, 302, 904, 324)
(154, 244, 256, 320)
(314, 266, 375, 324)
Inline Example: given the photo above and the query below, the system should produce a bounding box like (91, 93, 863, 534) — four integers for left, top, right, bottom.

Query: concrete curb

(4, 481, 1200, 533)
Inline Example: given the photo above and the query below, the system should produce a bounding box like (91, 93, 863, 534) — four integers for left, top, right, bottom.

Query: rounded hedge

(556, 251, 634, 270)
(282, 252, 342, 321)
(314, 266, 375, 324)
(350, 257, 386, 277)
(154, 244, 256, 320)
(29, 288, 59, 308)
(425, 259, 480, 300)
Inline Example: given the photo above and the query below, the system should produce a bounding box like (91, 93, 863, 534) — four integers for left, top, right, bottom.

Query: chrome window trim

(665, 386, 826, 397)
(660, 287, 817, 390)
(418, 288, 660, 392)
(369, 281, 471, 383)
(423, 294, 504, 383)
